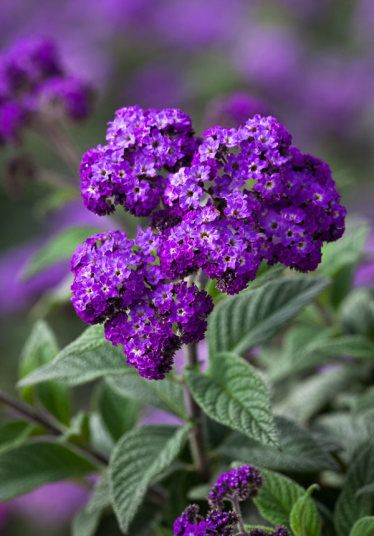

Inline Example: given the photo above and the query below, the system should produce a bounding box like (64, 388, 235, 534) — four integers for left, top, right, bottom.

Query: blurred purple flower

(125, 64, 186, 108)
(0, 503, 8, 533)
(355, 231, 374, 287)
(204, 91, 270, 128)
(9, 480, 89, 529)
(0, 200, 109, 314)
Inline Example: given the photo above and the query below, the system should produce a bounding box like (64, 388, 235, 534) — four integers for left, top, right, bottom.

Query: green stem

(183, 342, 210, 481)
(0, 389, 107, 466)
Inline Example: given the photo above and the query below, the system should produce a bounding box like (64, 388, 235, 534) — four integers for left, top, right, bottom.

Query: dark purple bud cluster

(71, 229, 212, 380)
(0, 36, 92, 144)
(72, 106, 345, 380)
(80, 106, 197, 216)
(173, 504, 239, 536)
(208, 465, 263, 508)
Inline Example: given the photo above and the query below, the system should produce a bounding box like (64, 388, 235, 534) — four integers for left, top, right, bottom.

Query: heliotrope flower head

(71, 228, 213, 380)
(80, 105, 197, 216)
(173, 504, 238, 536)
(72, 106, 346, 380)
(208, 465, 263, 508)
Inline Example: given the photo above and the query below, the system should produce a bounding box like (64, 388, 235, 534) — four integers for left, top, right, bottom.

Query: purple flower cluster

(80, 106, 197, 216)
(208, 465, 263, 508)
(173, 504, 239, 536)
(72, 106, 345, 379)
(71, 229, 212, 379)
(0, 36, 91, 144)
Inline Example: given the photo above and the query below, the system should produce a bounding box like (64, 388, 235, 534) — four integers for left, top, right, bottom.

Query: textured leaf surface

(219, 416, 336, 472)
(98, 382, 140, 441)
(254, 469, 306, 526)
(24, 226, 99, 278)
(290, 487, 322, 536)
(107, 372, 186, 419)
(0, 441, 96, 500)
(18, 326, 126, 387)
(19, 320, 71, 424)
(334, 443, 374, 535)
(349, 517, 374, 536)
(186, 353, 277, 446)
(109, 425, 189, 532)
(319, 222, 368, 276)
(208, 276, 328, 356)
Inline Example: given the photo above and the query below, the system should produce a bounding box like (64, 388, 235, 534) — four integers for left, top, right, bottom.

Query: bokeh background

(0, 1, 373, 534)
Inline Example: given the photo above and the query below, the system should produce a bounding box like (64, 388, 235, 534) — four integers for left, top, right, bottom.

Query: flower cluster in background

(174, 465, 288, 535)
(0, 36, 91, 145)
(71, 106, 345, 379)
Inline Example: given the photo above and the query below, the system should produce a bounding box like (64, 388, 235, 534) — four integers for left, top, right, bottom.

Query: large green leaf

(334, 443, 374, 535)
(219, 416, 336, 473)
(208, 276, 328, 357)
(185, 352, 278, 446)
(107, 373, 187, 419)
(18, 325, 127, 387)
(314, 414, 374, 463)
(98, 381, 140, 441)
(254, 469, 306, 526)
(24, 226, 99, 278)
(290, 486, 322, 536)
(109, 425, 190, 532)
(0, 441, 96, 500)
(19, 320, 71, 424)
(72, 476, 110, 536)
(349, 517, 374, 536)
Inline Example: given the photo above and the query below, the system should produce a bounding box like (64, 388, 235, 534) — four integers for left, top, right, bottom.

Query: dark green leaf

(208, 276, 328, 357)
(109, 425, 190, 532)
(19, 320, 71, 424)
(107, 373, 187, 419)
(219, 416, 336, 473)
(0, 421, 34, 454)
(18, 325, 126, 387)
(98, 381, 140, 441)
(334, 443, 374, 535)
(349, 517, 374, 536)
(186, 352, 278, 446)
(0, 441, 96, 500)
(23, 226, 99, 278)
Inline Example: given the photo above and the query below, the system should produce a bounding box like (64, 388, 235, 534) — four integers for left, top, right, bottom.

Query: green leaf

(244, 526, 273, 534)
(254, 469, 306, 526)
(107, 373, 187, 419)
(350, 517, 374, 536)
(98, 381, 140, 441)
(319, 221, 368, 277)
(19, 320, 71, 424)
(271, 331, 374, 381)
(208, 275, 328, 357)
(357, 484, 374, 497)
(0, 441, 96, 500)
(340, 288, 374, 338)
(277, 366, 358, 422)
(334, 443, 374, 535)
(0, 421, 34, 454)
(219, 416, 336, 473)
(109, 425, 190, 532)
(72, 508, 102, 536)
(290, 485, 322, 536)
(23, 226, 99, 278)
(18, 325, 127, 387)
(186, 352, 277, 446)
(314, 413, 374, 463)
